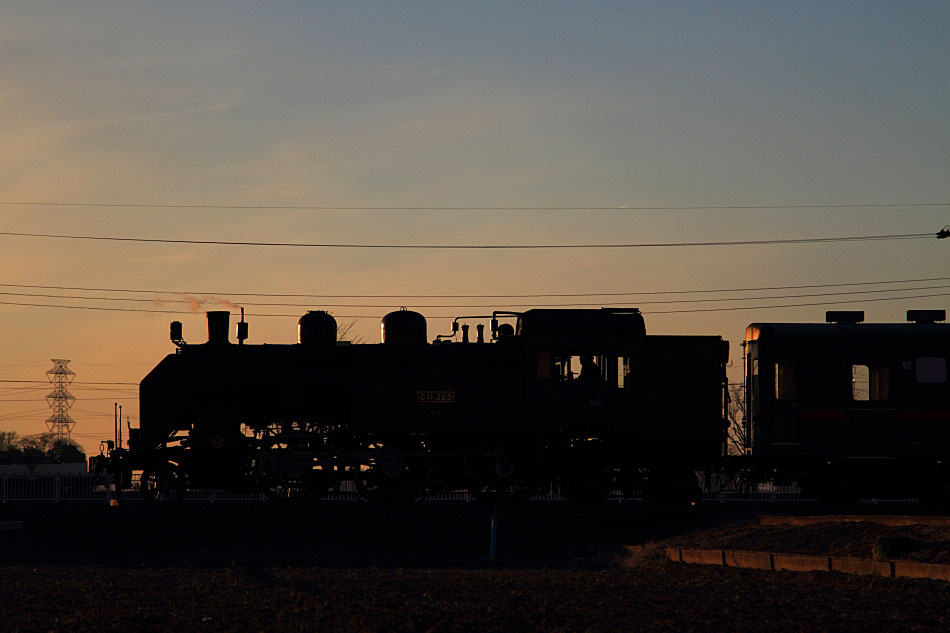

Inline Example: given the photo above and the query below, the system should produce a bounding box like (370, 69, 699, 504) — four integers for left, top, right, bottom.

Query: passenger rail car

(743, 309, 950, 503)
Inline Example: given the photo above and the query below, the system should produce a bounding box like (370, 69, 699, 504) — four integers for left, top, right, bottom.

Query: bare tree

(726, 384, 748, 456)
(336, 318, 365, 344)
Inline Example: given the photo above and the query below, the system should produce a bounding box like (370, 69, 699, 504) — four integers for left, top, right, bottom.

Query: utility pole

(45, 359, 76, 439)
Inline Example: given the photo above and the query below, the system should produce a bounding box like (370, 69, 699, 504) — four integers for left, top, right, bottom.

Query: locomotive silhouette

(101, 306, 950, 505)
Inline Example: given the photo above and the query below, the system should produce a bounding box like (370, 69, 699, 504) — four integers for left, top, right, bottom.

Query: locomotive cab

(518, 308, 728, 501)
(518, 308, 646, 436)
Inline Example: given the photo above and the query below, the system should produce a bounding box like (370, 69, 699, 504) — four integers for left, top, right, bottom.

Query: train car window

(537, 352, 552, 380)
(577, 355, 603, 382)
(852, 365, 870, 400)
(916, 357, 947, 384)
(774, 361, 796, 400)
(852, 363, 889, 401)
(870, 365, 889, 401)
(555, 355, 573, 381)
(617, 357, 631, 389)
(751, 358, 759, 399)
(554, 354, 606, 382)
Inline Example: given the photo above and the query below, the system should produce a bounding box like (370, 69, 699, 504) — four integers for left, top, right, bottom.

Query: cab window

(617, 357, 630, 389)
(555, 355, 574, 381)
(554, 354, 606, 382)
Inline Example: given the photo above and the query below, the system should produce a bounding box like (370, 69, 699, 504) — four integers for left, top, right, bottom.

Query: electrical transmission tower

(45, 359, 76, 439)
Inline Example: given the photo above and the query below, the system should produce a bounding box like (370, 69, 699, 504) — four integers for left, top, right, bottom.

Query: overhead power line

(0, 385, 137, 391)
(2, 276, 950, 298)
(1, 200, 947, 211)
(0, 276, 947, 320)
(646, 291, 950, 314)
(0, 380, 138, 385)
(1, 292, 949, 319)
(0, 230, 939, 249)
(2, 283, 950, 309)
(0, 299, 369, 317)
(0, 397, 136, 402)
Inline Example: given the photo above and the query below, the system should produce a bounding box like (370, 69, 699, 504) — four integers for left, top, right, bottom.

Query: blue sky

(1, 2, 948, 451)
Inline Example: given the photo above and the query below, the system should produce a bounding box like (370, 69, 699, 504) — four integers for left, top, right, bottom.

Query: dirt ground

(2, 502, 949, 632)
(669, 516, 950, 563)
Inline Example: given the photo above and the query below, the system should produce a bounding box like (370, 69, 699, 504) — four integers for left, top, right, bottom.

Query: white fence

(0, 474, 267, 503)
(702, 483, 806, 503)
(1, 473, 113, 502)
(0, 473, 814, 503)
(2, 472, 922, 503)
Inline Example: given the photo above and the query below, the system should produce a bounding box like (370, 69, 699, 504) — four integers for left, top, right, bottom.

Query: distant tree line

(0, 431, 86, 465)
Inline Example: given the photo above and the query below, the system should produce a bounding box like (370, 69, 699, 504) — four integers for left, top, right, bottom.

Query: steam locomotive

(101, 305, 949, 505)
(105, 307, 727, 504)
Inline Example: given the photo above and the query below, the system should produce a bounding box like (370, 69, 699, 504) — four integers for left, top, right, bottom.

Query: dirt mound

(661, 517, 950, 564)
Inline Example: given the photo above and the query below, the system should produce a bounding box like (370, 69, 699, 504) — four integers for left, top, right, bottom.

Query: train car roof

(517, 308, 646, 337)
(745, 321, 949, 343)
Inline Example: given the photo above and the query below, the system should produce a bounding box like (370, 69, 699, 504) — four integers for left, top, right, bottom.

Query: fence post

(489, 506, 497, 560)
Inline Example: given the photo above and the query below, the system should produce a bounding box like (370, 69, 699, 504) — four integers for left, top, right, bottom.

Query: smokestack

(207, 311, 230, 344)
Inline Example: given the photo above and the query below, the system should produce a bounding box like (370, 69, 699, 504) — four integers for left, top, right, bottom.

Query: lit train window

(916, 357, 947, 384)
(775, 361, 796, 400)
(577, 355, 604, 382)
(852, 363, 889, 401)
(555, 354, 606, 382)
(617, 357, 631, 389)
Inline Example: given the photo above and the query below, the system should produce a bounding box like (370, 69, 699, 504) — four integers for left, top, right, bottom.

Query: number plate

(417, 390, 455, 403)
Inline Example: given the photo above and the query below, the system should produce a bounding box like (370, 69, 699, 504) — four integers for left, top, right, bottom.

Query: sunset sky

(1, 2, 948, 455)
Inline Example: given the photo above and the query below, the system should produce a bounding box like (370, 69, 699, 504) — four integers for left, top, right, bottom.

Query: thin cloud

(155, 294, 242, 312)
